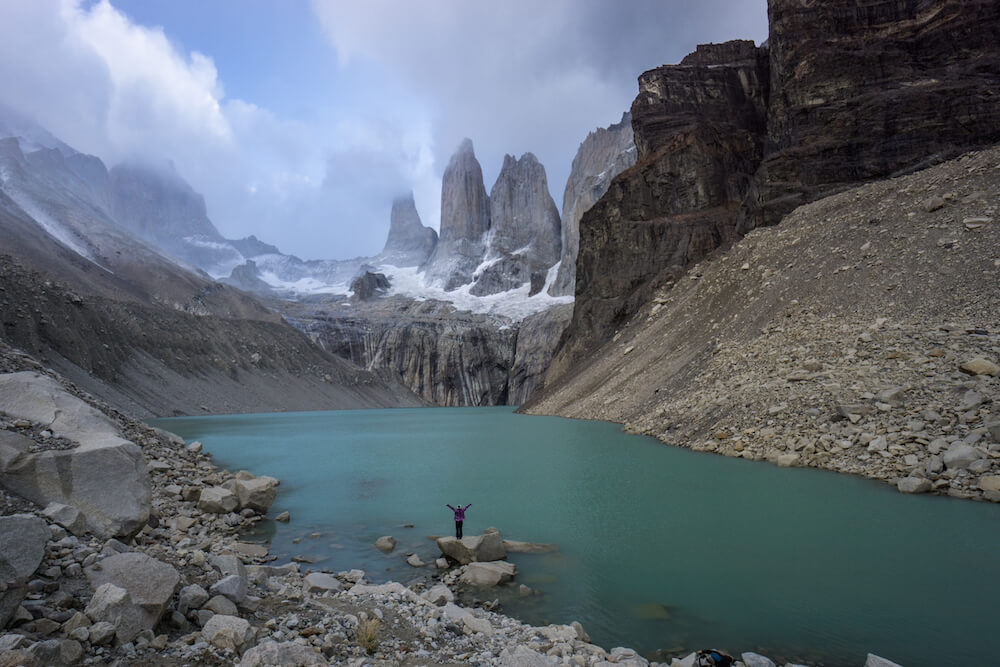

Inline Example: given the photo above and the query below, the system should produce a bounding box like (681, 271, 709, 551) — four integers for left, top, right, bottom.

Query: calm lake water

(151, 407, 1000, 666)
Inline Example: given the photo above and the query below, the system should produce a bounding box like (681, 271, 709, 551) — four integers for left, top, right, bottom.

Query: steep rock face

(293, 297, 516, 406)
(421, 139, 491, 290)
(380, 193, 438, 267)
(550, 113, 636, 297)
(286, 296, 570, 407)
(470, 154, 560, 297)
(547, 41, 769, 381)
(547, 1, 1000, 387)
(108, 162, 242, 274)
(757, 0, 1000, 225)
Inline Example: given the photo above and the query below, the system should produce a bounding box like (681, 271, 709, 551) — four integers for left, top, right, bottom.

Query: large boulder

(0, 372, 151, 538)
(437, 530, 508, 564)
(459, 561, 517, 587)
(85, 552, 180, 629)
(232, 478, 277, 513)
(198, 486, 239, 514)
(202, 614, 255, 654)
(84, 583, 143, 644)
(0, 514, 49, 628)
(499, 645, 560, 666)
(943, 442, 983, 470)
(239, 640, 327, 667)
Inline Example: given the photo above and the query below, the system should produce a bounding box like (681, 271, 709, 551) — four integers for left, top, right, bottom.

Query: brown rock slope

(524, 146, 1000, 500)
(0, 256, 422, 417)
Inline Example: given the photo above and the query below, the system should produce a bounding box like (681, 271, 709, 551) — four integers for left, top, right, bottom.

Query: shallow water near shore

(152, 407, 1000, 666)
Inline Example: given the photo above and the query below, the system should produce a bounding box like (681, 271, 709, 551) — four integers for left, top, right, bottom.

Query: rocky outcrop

(379, 193, 437, 267)
(550, 113, 636, 297)
(0, 372, 151, 538)
(508, 304, 573, 405)
(350, 271, 390, 301)
(292, 296, 517, 406)
(421, 139, 491, 290)
(548, 40, 768, 380)
(470, 154, 561, 297)
(547, 1, 1000, 385)
(285, 295, 569, 407)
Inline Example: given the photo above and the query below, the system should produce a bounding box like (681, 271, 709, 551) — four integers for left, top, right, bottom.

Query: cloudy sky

(0, 0, 768, 260)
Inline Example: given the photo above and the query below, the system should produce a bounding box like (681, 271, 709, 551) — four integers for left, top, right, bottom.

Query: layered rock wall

(546, 1, 1000, 386)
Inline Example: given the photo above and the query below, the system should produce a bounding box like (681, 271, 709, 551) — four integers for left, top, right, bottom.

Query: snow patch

(6, 189, 111, 271)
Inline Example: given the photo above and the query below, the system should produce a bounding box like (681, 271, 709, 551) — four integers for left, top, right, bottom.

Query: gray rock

(421, 138, 491, 290)
(27, 638, 84, 666)
(210, 574, 247, 605)
(374, 536, 397, 553)
(498, 645, 561, 666)
(378, 192, 438, 268)
(0, 373, 151, 538)
(897, 477, 932, 494)
(274, 511, 290, 522)
(88, 620, 116, 645)
(958, 391, 984, 411)
(238, 640, 327, 667)
(459, 561, 517, 587)
(232, 478, 277, 513)
(0, 514, 49, 627)
(201, 614, 255, 654)
(865, 654, 904, 667)
(959, 358, 999, 376)
(0, 633, 30, 650)
(742, 652, 777, 667)
(421, 584, 454, 605)
(84, 583, 143, 644)
(476, 528, 507, 561)
(943, 442, 982, 470)
(42, 503, 87, 536)
(198, 486, 239, 514)
(85, 552, 180, 630)
(925, 455, 944, 474)
(876, 387, 906, 405)
(406, 554, 425, 567)
(203, 595, 238, 616)
(437, 531, 508, 564)
(177, 584, 210, 616)
(303, 572, 343, 595)
(986, 420, 1000, 442)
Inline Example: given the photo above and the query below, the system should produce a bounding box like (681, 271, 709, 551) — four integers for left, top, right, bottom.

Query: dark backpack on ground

(696, 649, 735, 667)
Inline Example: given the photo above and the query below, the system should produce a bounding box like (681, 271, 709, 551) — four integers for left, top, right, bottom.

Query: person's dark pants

(455, 520, 463, 539)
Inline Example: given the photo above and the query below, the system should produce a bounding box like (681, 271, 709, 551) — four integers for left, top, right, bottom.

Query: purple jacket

(447, 504, 470, 521)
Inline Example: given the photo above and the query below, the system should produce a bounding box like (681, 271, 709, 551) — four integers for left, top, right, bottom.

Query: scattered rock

(0, 514, 48, 627)
(374, 536, 397, 553)
(85, 552, 180, 629)
(897, 477, 932, 494)
(460, 561, 517, 587)
(960, 358, 999, 376)
(238, 640, 327, 667)
(201, 614, 255, 654)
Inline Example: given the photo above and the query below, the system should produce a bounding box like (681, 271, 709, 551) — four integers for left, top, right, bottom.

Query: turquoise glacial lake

(151, 407, 1000, 666)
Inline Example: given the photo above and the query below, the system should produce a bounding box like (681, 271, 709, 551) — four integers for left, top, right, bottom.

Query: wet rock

(374, 536, 397, 553)
(865, 654, 904, 667)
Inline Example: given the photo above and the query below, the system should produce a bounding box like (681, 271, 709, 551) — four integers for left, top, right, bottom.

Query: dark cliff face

(547, 0, 1000, 386)
(758, 0, 1000, 224)
(547, 40, 769, 381)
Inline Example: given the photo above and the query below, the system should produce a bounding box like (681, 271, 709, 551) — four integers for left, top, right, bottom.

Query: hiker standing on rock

(447, 503, 471, 539)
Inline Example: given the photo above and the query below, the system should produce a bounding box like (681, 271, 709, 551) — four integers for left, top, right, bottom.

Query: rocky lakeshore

(527, 146, 1000, 504)
(0, 347, 909, 667)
